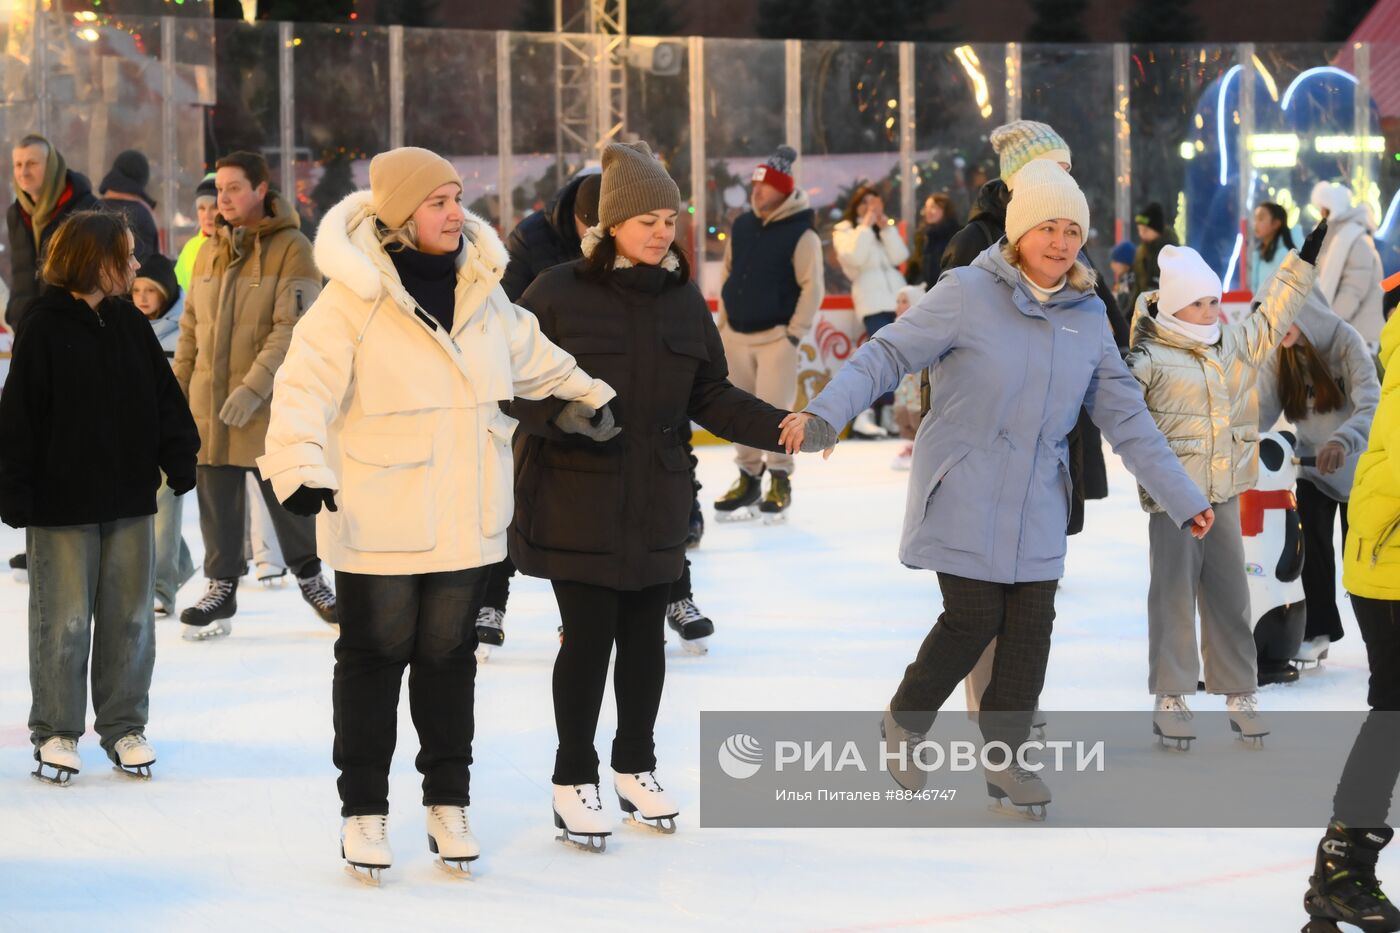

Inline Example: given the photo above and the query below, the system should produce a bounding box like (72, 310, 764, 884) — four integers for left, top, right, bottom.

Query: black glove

(166, 473, 196, 496)
(282, 485, 338, 517)
(554, 400, 622, 443)
(787, 334, 800, 348)
(1300, 219, 1328, 265)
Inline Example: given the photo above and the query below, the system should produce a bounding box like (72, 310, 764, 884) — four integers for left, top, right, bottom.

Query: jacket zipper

(1370, 516, 1400, 568)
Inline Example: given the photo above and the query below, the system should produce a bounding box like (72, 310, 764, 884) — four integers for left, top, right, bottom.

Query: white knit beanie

(1004, 161, 1090, 246)
(1157, 245, 1222, 316)
(1310, 181, 1352, 219)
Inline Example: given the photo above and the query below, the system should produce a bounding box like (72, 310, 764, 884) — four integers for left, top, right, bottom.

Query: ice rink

(0, 438, 1377, 931)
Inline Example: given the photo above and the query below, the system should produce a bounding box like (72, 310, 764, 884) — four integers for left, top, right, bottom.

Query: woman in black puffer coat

(509, 141, 788, 849)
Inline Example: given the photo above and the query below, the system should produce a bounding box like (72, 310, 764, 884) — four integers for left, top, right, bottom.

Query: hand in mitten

(554, 400, 622, 443)
(1300, 219, 1329, 265)
(1316, 440, 1347, 476)
(282, 485, 338, 517)
(167, 473, 196, 496)
(778, 412, 839, 457)
(218, 385, 264, 428)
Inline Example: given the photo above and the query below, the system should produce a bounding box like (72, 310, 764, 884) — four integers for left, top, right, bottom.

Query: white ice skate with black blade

(474, 606, 505, 663)
(1294, 634, 1330, 671)
(341, 814, 391, 886)
(614, 769, 679, 833)
(1153, 694, 1195, 750)
(552, 783, 612, 853)
(985, 764, 1051, 821)
(32, 736, 79, 786)
(425, 805, 479, 878)
(256, 564, 288, 588)
(880, 705, 930, 792)
(112, 733, 156, 779)
(1227, 692, 1269, 747)
(666, 598, 713, 655)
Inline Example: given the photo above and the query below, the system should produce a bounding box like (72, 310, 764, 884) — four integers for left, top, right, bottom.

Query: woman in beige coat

(258, 147, 616, 884)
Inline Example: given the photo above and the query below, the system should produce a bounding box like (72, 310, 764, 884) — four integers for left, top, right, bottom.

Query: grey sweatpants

(1146, 496, 1257, 696)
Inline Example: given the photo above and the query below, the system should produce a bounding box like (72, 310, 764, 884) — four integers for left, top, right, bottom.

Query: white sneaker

(1152, 694, 1195, 749)
(613, 769, 679, 832)
(112, 733, 156, 778)
(552, 783, 612, 852)
(32, 736, 80, 785)
(1294, 634, 1330, 664)
(1227, 692, 1269, 743)
(890, 443, 914, 471)
(342, 814, 391, 885)
(425, 805, 479, 876)
(851, 409, 888, 438)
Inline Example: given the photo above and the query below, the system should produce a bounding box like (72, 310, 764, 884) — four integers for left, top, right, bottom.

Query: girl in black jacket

(0, 211, 199, 785)
(509, 142, 788, 851)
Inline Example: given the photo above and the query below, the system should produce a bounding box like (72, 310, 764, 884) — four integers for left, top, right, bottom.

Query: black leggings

(1298, 478, 1351, 642)
(550, 579, 670, 785)
(1331, 594, 1400, 827)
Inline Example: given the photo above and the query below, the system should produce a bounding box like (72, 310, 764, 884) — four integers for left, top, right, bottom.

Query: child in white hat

(1125, 233, 1324, 748)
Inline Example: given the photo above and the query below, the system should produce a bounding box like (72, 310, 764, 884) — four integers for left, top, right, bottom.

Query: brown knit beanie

(598, 141, 680, 230)
(369, 147, 461, 228)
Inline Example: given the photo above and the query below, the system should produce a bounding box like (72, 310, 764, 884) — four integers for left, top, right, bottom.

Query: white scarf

(1019, 271, 1066, 304)
(1156, 308, 1220, 346)
(1315, 214, 1367, 306)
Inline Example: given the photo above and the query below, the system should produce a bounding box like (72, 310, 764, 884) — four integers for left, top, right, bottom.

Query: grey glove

(218, 385, 264, 428)
(801, 415, 839, 452)
(554, 400, 622, 443)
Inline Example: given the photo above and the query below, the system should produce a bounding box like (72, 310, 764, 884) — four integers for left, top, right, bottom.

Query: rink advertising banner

(699, 711, 1400, 829)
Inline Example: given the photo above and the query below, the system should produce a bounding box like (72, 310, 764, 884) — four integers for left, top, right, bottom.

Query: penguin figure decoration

(1240, 430, 1306, 686)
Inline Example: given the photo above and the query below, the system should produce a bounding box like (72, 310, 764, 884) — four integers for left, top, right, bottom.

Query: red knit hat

(752, 144, 796, 196)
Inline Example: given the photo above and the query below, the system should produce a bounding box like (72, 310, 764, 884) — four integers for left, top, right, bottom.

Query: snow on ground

(0, 439, 1374, 931)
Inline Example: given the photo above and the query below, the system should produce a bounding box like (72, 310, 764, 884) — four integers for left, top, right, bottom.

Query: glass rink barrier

(1, 2, 1396, 382)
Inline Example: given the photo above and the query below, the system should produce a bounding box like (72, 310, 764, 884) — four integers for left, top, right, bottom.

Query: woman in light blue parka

(779, 162, 1213, 814)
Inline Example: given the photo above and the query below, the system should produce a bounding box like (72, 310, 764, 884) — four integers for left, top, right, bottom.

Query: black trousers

(196, 465, 319, 580)
(332, 568, 487, 817)
(1297, 478, 1351, 642)
(483, 557, 693, 613)
(1331, 595, 1400, 827)
(890, 573, 1057, 753)
(550, 579, 670, 785)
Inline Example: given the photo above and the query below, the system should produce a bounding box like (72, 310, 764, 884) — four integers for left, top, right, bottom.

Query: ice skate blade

(618, 796, 678, 833)
(31, 764, 75, 786)
(113, 763, 154, 780)
(1230, 722, 1268, 748)
(434, 856, 476, 879)
(181, 620, 231, 642)
(258, 575, 288, 589)
(1152, 722, 1194, 751)
(1300, 921, 1344, 933)
(679, 636, 709, 656)
(715, 506, 759, 523)
(475, 643, 493, 663)
(760, 510, 788, 525)
(12, 569, 27, 584)
(986, 798, 1047, 822)
(555, 829, 608, 853)
(343, 863, 384, 887)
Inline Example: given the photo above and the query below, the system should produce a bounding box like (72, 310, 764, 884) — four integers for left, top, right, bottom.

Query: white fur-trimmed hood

(313, 189, 511, 301)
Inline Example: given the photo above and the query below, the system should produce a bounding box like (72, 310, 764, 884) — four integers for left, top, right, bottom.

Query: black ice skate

(1259, 658, 1301, 686)
(686, 499, 705, 549)
(758, 470, 791, 525)
(985, 764, 1051, 821)
(297, 572, 338, 629)
(180, 578, 237, 641)
(713, 469, 763, 523)
(666, 598, 714, 655)
(474, 606, 505, 662)
(1302, 822, 1400, 933)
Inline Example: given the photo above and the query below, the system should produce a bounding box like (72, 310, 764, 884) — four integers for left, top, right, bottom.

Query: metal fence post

(278, 21, 295, 201)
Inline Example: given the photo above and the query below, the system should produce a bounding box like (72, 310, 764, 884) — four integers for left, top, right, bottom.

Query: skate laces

(297, 574, 335, 610)
(1158, 695, 1193, 720)
(114, 734, 147, 753)
(670, 599, 704, 625)
(194, 578, 235, 610)
(48, 736, 77, 754)
(476, 607, 504, 630)
(573, 783, 603, 811)
(350, 814, 388, 843)
(430, 805, 471, 836)
(629, 771, 663, 793)
(1227, 693, 1258, 717)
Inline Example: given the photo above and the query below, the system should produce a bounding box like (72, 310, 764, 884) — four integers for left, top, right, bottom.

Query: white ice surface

(0, 440, 1374, 931)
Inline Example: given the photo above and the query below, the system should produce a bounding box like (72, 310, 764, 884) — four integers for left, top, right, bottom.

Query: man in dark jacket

(1131, 201, 1177, 312)
(6, 134, 97, 334)
(500, 172, 600, 303)
(99, 149, 160, 264)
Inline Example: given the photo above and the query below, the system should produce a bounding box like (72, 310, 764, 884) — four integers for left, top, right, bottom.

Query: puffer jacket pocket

(919, 442, 1001, 555)
(525, 441, 622, 554)
(648, 443, 694, 551)
(1231, 425, 1261, 484)
(480, 408, 518, 539)
(338, 433, 435, 552)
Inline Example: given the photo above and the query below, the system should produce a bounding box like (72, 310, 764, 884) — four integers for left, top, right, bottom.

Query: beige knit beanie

(598, 141, 681, 230)
(369, 147, 461, 229)
(1004, 160, 1090, 246)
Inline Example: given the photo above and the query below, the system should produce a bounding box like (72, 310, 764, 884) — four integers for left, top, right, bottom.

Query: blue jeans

(28, 515, 156, 757)
(153, 473, 194, 613)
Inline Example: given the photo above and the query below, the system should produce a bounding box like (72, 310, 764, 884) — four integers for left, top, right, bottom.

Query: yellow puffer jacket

(1343, 308, 1400, 599)
(1125, 251, 1315, 511)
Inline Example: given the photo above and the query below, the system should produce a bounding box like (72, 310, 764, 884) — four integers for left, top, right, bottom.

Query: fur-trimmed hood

(313, 189, 510, 302)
